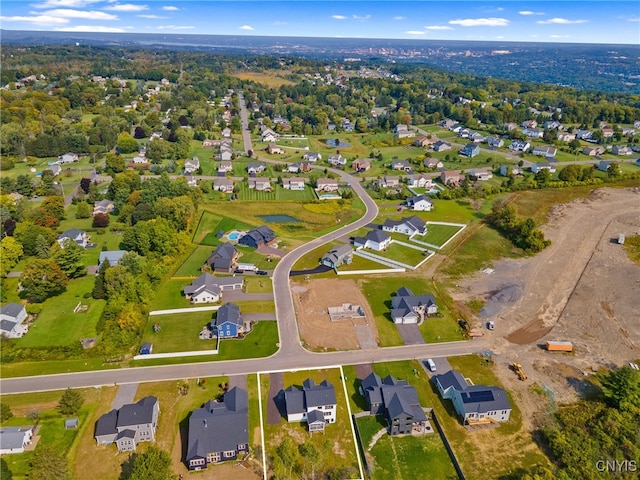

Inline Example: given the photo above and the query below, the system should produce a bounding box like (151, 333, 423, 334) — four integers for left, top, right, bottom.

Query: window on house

(223, 450, 235, 458)
(237, 444, 246, 450)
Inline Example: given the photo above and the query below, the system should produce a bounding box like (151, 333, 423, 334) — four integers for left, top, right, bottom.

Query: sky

(1, 0, 639, 45)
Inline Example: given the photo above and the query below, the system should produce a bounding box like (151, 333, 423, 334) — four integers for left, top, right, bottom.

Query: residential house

(219, 145, 233, 161)
(433, 370, 511, 425)
(543, 121, 564, 130)
(213, 177, 234, 192)
(182, 273, 243, 304)
(602, 128, 614, 138)
(432, 141, 451, 152)
(321, 245, 353, 269)
(286, 163, 300, 173)
(261, 128, 278, 142)
(202, 139, 220, 148)
(582, 146, 605, 156)
(390, 287, 437, 324)
(247, 163, 266, 174)
(7, 192, 24, 204)
(439, 119, 458, 129)
(557, 132, 576, 142)
(415, 136, 435, 147)
(58, 153, 78, 164)
(248, 178, 272, 191)
(509, 140, 530, 152)
(532, 145, 557, 157)
(284, 379, 337, 432)
(522, 120, 538, 129)
(184, 157, 200, 174)
(218, 161, 233, 173)
(612, 145, 632, 156)
(303, 152, 322, 162)
(132, 155, 147, 165)
(57, 229, 89, 248)
(406, 195, 433, 212)
(342, 120, 354, 132)
(499, 165, 522, 176)
(0, 303, 28, 338)
(470, 169, 493, 181)
(360, 373, 428, 436)
(238, 226, 276, 249)
(214, 302, 250, 338)
(352, 158, 372, 172)
(597, 160, 614, 172)
(98, 250, 127, 267)
(0, 426, 34, 454)
(222, 127, 232, 138)
(391, 160, 412, 172)
(95, 396, 159, 452)
(394, 124, 415, 139)
(46, 164, 62, 176)
(486, 136, 504, 148)
(522, 128, 543, 138)
(282, 177, 305, 191)
(469, 131, 485, 143)
(408, 173, 433, 189)
(186, 387, 249, 470)
(440, 170, 463, 186)
(503, 122, 517, 131)
(530, 163, 556, 174)
(460, 143, 480, 158)
(295, 161, 312, 172)
(423, 158, 443, 170)
(576, 129, 593, 141)
(316, 178, 339, 192)
(93, 199, 114, 217)
(328, 154, 346, 167)
(267, 143, 285, 155)
(377, 176, 400, 188)
(382, 215, 428, 236)
(621, 127, 636, 136)
(353, 230, 392, 252)
(206, 243, 238, 274)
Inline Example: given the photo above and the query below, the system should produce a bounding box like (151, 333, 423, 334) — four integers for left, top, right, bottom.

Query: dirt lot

(452, 187, 640, 418)
(291, 278, 379, 350)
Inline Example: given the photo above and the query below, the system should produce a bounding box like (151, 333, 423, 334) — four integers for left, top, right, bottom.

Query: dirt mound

(479, 284, 523, 318)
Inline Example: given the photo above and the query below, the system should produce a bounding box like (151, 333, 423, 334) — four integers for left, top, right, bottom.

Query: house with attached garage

(352, 158, 372, 172)
(219, 145, 233, 161)
(221, 127, 231, 138)
(532, 145, 557, 157)
(93, 199, 114, 216)
(394, 124, 415, 139)
(218, 161, 233, 173)
(582, 146, 605, 156)
(522, 128, 544, 138)
(206, 243, 238, 274)
(303, 152, 322, 162)
(353, 229, 392, 252)
(408, 173, 433, 189)
(423, 158, 443, 170)
(267, 143, 285, 155)
(509, 140, 530, 153)
(238, 226, 276, 249)
(316, 178, 340, 192)
(597, 160, 615, 172)
(499, 165, 522, 176)
(321, 244, 353, 269)
(94, 396, 159, 452)
(261, 128, 278, 143)
(377, 176, 400, 188)
(46, 164, 62, 177)
(186, 387, 249, 470)
(557, 132, 576, 142)
(182, 273, 243, 304)
(359, 373, 429, 436)
(248, 178, 272, 191)
(184, 156, 200, 174)
(57, 229, 89, 248)
(284, 379, 337, 432)
(391, 159, 412, 172)
(432, 140, 451, 152)
(328, 154, 346, 166)
(282, 177, 305, 190)
(530, 163, 556, 174)
(57, 152, 79, 164)
(390, 287, 437, 324)
(460, 143, 480, 158)
(0, 426, 34, 454)
(406, 195, 433, 211)
(214, 302, 250, 338)
(98, 250, 127, 267)
(440, 170, 463, 187)
(0, 303, 28, 338)
(415, 136, 436, 147)
(382, 216, 427, 236)
(470, 169, 493, 181)
(486, 136, 504, 148)
(213, 177, 234, 192)
(247, 162, 266, 174)
(612, 145, 632, 156)
(432, 370, 511, 425)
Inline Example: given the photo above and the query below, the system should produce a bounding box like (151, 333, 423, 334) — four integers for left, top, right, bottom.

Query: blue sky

(1, 1, 639, 44)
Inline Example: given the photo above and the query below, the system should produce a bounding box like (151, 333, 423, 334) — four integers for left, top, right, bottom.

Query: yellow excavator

(512, 363, 527, 381)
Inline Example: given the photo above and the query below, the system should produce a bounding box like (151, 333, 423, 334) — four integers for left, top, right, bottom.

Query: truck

(545, 341, 574, 352)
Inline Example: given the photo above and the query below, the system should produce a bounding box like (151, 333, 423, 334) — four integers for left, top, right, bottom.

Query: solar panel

(462, 390, 495, 404)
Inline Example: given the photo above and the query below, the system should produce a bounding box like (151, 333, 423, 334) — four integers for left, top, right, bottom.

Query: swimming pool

(228, 231, 240, 240)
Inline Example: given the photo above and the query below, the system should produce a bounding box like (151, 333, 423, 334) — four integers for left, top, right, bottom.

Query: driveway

(257, 246, 287, 257)
(111, 383, 138, 410)
(267, 372, 285, 425)
(396, 324, 426, 345)
(244, 313, 276, 322)
(222, 291, 274, 302)
(227, 374, 247, 391)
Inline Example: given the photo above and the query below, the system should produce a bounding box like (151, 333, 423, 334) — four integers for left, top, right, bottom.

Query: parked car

(426, 359, 436, 372)
(487, 321, 495, 330)
(256, 270, 268, 276)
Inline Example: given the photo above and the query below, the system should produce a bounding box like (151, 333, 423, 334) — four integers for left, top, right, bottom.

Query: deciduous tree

(20, 258, 68, 302)
(53, 241, 86, 279)
(128, 446, 174, 480)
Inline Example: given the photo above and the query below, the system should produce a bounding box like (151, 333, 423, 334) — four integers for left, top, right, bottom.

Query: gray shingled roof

(365, 230, 390, 243)
(284, 386, 306, 415)
(433, 370, 467, 392)
(307, 409, 324, 425)
(215, 302, 242, 327)
(460, 385, 511, 414)
(117, 396, 158, 428)
(0, 303, 25, 319)
(303, 379, 336, 409)
(94, 410, 118, 437)
(0, 427, 33, 450)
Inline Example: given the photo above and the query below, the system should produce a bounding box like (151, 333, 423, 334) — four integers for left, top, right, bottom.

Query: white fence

(337, 268, 405, 276)
(149, 306, 220, 316)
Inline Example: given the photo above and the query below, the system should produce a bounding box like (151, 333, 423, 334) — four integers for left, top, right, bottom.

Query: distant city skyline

(1, 1, 638, 45)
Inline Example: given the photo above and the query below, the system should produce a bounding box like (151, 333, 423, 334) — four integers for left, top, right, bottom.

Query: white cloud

(405, 30, 426, 35)
(104, 4, 148, 12)
(352, 14, 371, 21)
(495, 35, 504, 39)
(38, 9, 118, 20)
(550, 34, 570, 38)
(425, 25, 453, 30)
(156, 25, 194, 30)
(239, 25, 254, 30)
(138, 14, 166, 19)
(519, 11, 545, 16)
(449, 17, 509, 27)
(56, 25, 126, 32)
(537, 18, 587, 25)
(0, 14, 69, 25)
(394, 16, 405, 21)
(496, 7, 504, 11)
(272, 21, 288, 25)
(628, 17, 640, 22)
(31, 0, 102, 8)
(331, 15, 347, 20)
(162, 5, 178, 11)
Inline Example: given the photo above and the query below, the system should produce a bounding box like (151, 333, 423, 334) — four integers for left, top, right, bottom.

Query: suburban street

(1, 92, 487, 395)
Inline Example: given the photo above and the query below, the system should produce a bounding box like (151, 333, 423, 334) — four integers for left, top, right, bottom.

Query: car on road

(256, 270, 268, 276)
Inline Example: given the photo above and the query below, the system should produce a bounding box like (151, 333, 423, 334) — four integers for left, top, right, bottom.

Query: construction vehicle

(512, 363, 527, 381)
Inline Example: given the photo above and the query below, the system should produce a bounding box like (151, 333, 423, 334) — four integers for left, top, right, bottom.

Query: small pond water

(259, 214, 301, 223)
(323, 138, 351, 148)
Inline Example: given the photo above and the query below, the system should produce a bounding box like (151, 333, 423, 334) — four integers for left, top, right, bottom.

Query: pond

(323, 138, 351, 148)
(258, 214, 301, 223)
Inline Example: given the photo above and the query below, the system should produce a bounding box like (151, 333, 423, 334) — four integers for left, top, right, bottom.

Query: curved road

(0, 93, 488, 395)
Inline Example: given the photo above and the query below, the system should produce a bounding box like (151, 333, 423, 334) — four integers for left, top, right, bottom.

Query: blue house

(460, 143, 480, 158)
(214, 303, 248, 338)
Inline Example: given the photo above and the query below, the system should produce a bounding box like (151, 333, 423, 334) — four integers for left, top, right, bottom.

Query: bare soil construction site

(454, 187, 640, 412)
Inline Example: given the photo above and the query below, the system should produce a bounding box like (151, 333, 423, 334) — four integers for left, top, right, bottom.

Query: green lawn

(15, 278, 105, 348)
(172, 245, 211, 277)
(150, 278, 193, 310)
(198, 214, 255, 246)
(422, 224, 464, 248)
(378, 242, 427, 266)
(243, 276, 273, 294)
(340, 254, 390, 271)
(292, 240, 342, 270)
(140, 310, 215, 353)
(236, 246, 280, 269)
(237, 183, 318, 201)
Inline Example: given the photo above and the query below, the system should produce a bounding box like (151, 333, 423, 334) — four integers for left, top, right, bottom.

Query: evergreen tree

(29, 446, 70, 480)
(92, 258, 110, 299)
(53, 241, 87, 279)
(58, 388, 84, 415)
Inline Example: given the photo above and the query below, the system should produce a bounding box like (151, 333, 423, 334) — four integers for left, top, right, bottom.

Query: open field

(172, 245, 211, 277)
(234, 70, 297, 87)
(377, 241, 427, 266)
(422, 223, 464, 248)
(291, 278, 379, 351)
(237, 183, 317, 201)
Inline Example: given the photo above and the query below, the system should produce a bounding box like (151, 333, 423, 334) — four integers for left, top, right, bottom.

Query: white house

(261, 128, 278, 142)
(284, 379, 337, 432)
(249, 178, 272, 191)
(532, 146, 557, 157)
(316, 178, 339, 192)
(406, 195, 433, 211)
(218, 161, 233, 173)
(470, 169, 493, 181)
(132, 155, 147, 164)
(509, 140, 530, 153)
(353, 230, 391, 251)
(282, 177, 305, 190)
(407, 174, 433, 189)
(183, 273, 243, 304)
(184, 157, 200, 174)
(390, 287, 438, 324)
(303, 152, 322, 162)
(58, 153, 78, 164)
(328, 154, 346, 166)
(394, 124, 415, 139)
(57, 229, 89, 248)
(0, 303, 28, 338)
(0, 426, 33, 454)
(382, 216, 428, 236)
(612, 145, 632, 156)
(530, 163, 556, 174)
(213, 177, 234, 192)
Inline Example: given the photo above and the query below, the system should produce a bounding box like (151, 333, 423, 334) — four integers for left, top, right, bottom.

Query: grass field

(237, 183, 317, 201)
(193, 212, 255, 246)
(422, 223, 464, 248)
(377, 242, 427, 266)
(150, 278, 193, 310)
(234, 71, 297, 87)
(172, 245, 211, 277)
